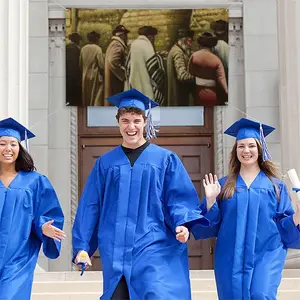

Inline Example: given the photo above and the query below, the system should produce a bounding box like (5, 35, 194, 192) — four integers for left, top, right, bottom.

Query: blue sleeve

(163, 153, 210, 231)
(189, 197, 221, 240)
(32, 175, 64, 259)
(276, 182, 300, 249)
(72, 158, 103, 261)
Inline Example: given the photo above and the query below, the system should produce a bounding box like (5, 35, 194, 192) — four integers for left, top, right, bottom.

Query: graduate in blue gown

(192, 118, 300, 300)
(72, 89, 211, 300)
(0, 118, 65, 300)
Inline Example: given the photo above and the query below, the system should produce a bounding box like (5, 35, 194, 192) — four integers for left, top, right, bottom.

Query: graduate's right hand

(75, 250, 92, 270)
(203, 173, 221, 210)
(175, 226, 189, 243)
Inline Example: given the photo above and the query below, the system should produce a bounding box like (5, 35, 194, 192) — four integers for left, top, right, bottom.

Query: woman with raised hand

(193, 118, 300, 300)
(0, 117, 65, 300)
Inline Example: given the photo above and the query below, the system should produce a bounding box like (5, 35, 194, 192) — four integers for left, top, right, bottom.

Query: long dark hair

(219, 139, 280, 200)
(15, 142, 36, 172)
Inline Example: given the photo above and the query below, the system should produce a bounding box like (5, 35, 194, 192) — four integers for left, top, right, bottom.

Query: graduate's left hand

(176, 226, 189, 243)
(42, 220, 66, 242)
(293, 200, 300, 226)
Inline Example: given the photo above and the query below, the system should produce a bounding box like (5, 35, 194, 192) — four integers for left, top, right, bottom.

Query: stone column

(278, 0, 300, 175)
(277, 0, 300, 268)
(0, 0, 9, 118)
(243, 0, 281, 164)
(0, 0, 29, 126)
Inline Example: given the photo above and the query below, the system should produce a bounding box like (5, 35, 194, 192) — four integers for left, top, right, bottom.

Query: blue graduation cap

(106, 89, 159, 139)
(0, 117, 35, 148)
(106, 89, 159, 111)
(224, 118, 275, 161)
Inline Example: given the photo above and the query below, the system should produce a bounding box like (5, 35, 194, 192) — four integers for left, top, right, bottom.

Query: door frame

(78, 106, 214, 193)
(77, 106, 216, 269)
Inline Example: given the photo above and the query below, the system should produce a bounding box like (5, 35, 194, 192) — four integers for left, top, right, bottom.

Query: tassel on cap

(145, 100, 159, 140)
(259, 123, 272, 161)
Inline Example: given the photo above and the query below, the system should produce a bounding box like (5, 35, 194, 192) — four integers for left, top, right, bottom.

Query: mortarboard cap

(224, 118, 275, 161)
(224, 118, 275, 140)
(106, 89, 159, 111)
(0, 117, 35, 147)
(106, 89, 159, 139)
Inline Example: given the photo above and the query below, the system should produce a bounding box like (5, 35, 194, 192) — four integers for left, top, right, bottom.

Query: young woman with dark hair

(0, 117, 65, 300)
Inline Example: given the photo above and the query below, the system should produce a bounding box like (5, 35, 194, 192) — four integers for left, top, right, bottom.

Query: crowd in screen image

(66, 9, 229, 107)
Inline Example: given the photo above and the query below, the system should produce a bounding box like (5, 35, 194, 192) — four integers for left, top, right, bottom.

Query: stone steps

(32, 278, 300, 293)
(31, 291, 300, 300)
(31, 270, 300, 299)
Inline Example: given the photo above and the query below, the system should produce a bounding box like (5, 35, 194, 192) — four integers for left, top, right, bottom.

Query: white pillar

(0, 1, 9, 119)
(278, 0, 300, 174)
(243, 0, 281, 164)
(8, 0, 20, 120)
(19, 0, 29, 127)
(0, 0, 29, 126)
(277, 0, 300, 268)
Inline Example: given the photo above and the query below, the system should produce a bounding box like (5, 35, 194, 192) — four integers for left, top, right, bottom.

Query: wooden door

(78, 107, 215, 270)
(156, 138, 214, 269)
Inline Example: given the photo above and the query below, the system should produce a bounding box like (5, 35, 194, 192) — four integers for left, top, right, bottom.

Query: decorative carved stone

(70, 107, 78, 226)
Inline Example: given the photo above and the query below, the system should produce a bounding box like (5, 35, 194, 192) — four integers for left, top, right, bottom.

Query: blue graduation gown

(0, 171, 64, 300)
(72, 144, 209, 300)
(192, 171, 300, 300)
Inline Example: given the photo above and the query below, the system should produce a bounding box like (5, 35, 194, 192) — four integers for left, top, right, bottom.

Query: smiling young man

(117, 105, 147, 148)
(72, 89, 211, 300)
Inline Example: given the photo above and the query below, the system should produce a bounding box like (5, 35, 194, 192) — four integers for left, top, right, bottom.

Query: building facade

(0, 0, 300, 271)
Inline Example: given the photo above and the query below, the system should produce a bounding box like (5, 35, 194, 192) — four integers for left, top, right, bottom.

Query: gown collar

(117, 143, 153, 166)
(237, 170, 263, 189)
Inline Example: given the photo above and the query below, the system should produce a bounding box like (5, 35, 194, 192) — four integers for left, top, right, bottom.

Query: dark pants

(111, 276, 130, 300)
